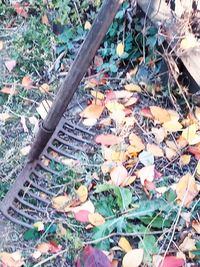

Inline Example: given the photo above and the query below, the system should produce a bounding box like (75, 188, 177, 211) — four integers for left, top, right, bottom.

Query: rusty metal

(0, 115, 96, 228)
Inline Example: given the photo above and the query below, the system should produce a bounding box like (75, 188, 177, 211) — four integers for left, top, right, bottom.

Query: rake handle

(28, 0, 124, 162)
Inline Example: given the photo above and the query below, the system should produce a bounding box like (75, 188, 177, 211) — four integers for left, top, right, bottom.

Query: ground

(0, 1, 200, 267)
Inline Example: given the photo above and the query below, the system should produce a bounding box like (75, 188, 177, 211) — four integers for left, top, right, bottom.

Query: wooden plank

(138, 0, 200, 88)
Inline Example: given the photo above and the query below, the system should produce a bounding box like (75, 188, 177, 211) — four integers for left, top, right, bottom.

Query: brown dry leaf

(20, 145, 31, 156)
(182, 124, 200, 145)
(37, 242, 50, 253)
(69, 200, 95, 214)
(52, 195, 71, 212)
(80, 104, 104, 119)
(151, 127, 166, 144)
(122, 249, 144, 267)
(114, 90, 133, 99)
(137, 165, 155, 185)
(124, 83, 141, 92)
(150, 106, 170, 124)
(192, 220, 200, 233)
(146, 143, 164, 157)
(57, 223, 67, 237)
(128, 133, 145, 153)
(124, 97, 138, 107)
(1, 87, 17, 95)
(41, 14, 49, 25)
(36, 100, 52, 119)
(118, 237, 132, 253)
(176, 173, 199, 207)
(165, 147, 177, 161)
(90, 90, 104, 100)
(21, 75, 33, 88)
(77, 185, 88, 203)
(105, 101, 124, 113)
(84, 21, 92, 30)
(99, 117, 112, 127)
(116, 42, 124, 56)
(179, 154, 191, 166)
(0, 251, 24, 267)
(110, 165, 128, 186)
(5, 59, 16, 72)
(162, 121, 183, 132)
(179, 235, 196, 252)
(39, 83, 49, 93)
(121, 175, 136, 187)
(88, 212, 105, 226)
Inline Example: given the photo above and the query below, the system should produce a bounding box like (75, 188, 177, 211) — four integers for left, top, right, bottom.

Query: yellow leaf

(179, 154, 191, 166)
(76, 185, 88, 203)
(80, 104, 104, 119)
(88, 212, 105, 226)
(163, 121, 183, 132)
(182, 124, 200, 145)
(105, 101, 124, 113)
(99, 117, 112, 127)
(176, 173, 199, 207)
(146, 143, 164, 157)
(179, 235, 196, 252)
(20, 145, 31, 156)
(124, 83, 141, 92)
(168, 109, 180, 121)
(122, 249, 144, 267)
(137, 165, 155, 185)
(0, 113, 11, 122)
(90, 90, 104, 100)
(116, 42, 124, 56)
(84, 21, 92, 30)
(180, 33, 197, 50)
(33, 221, 44, 231)
(195, 106, 200, 121)
(36, 100, 52, 120)
(128, 133, 145, 153)
(150, 106, 170, 124)
(118, 237, 132, 253)
(124, 97, 138, 107)
(39, 83, 49, 93)
(121, 175, 136, 187)
(52, 195, 71, 212)
(110, 165, 128, 186)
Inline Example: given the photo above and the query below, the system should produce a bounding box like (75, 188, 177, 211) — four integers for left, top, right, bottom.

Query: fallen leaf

(182, 124, 200, 145)
(0, 41, 3, 51)
(69, 200, 95, 214)
(32, 250, 42, 259)
(33, 221, 44, 231)
(74, 210, 90, 223)
(116, 42, 124, 56)
(128, 133, 145, 153)
(180, 33, 197, 49)
(39, 83, 49, 93)
(124, 97, 138, 107)
(139, 150, 154, 166)
(90, 90, 104, 100)
(80, 104, 104, 119)
(140, 107, 154, 119)
(52, 195, 71, 212)
(179, 154, 191, 166)
(179, 235, 196, 252)
(188, 146, 200, 160)
(76, 245, 111, 267)
(114, 90, 133, 99)
(94, 55, 103, 67)
(163, 121, 183, 132)
(77, 185, 88, 203)
(36, 100, 52, 119)
(151, 127, 166, 144)
(150, 106, 170, 124)
(99, 117, 112, 127)
(0, 251, 24, 267)
(48, 240, 62, 253)
(110, 165, 128, 186)
(37, 242, 50, 253)
(137, 165, 155, 185)
(165, 147, 177, 160)
(41, 14, 49, 25)
(95, 134, 123, 146)
(158, 255, 185, 267)
(0, 113, 11, 122)
(121, 175, 136, 187)
(118, 237, 132, 253)
(146, 143, 164, 157)
(192, 220, 200, 233)
(82, 118, 97, 126)
(1, 87, 17, 95)
(176, 173, 199, 207)
(88, 212, 105, 226)
(5, 59, 16, 72)
(105, 101, 124, 113)
(124, 83, 141, 92)
(84, 21, 92, 30)
(122, 249, 144, 267)
(20, 145, 31, 156)
(13, 2, 28, 18)
(22, 75, 33, 88)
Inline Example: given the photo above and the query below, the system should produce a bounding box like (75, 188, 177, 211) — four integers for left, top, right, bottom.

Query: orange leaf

(124, 83, 141, 92)
(188, 146, 200, 160)
(21, 75, 33, 88)
(192, 220, 200, 233)
(129, 133, 145, 153)
(37, 243, 50, 253)
(1, 87, 17, 95)
(150, 106, 170, 123)
(76, 185, 88, 203)
(137, 165, 155, 185)
(95, 134, 123, 146)
(179, 154, 191, 166)
(162, 121, 183, 132)
(80, 104, 104, 119)
(88, 212, 105, 226)
(146, 143, 164, 157)
(110, 165, 128, 186)
(41, 14, 49, 25)
(140, 107, 154, 119)
(13, 2, 28, 18)
(176, 173, 199, 207)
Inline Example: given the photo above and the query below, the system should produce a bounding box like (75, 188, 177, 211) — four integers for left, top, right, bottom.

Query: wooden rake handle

(28, 0, 124, 162)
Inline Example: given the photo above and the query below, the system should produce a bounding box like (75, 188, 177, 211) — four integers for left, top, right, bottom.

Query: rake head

(0, 114, 96, 228)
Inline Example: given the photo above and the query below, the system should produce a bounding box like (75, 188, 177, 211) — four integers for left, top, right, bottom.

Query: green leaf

(23, 228, 40, 241)
(95, 195, 115, 217)
(113, 187, 132, 210)
(139, 235, 159, 264)
(139, 215, 172, 229)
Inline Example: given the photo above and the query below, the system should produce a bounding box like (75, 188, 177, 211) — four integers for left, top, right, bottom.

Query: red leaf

(154, 169, 162, 180)
(144, 180, 156, 191)
(158, 256, 185, 267)
(140, 107, 154, 119)
(48, 240, 62, 253)
(76, 245, 111, 267)
(74, 210, 90, 223)
(188, 146, 200, 160)
(1, 87, 17, 95)
(95, 134, 122, 146)
(105, 90, 116, 103)
(13, 3, 28, 18)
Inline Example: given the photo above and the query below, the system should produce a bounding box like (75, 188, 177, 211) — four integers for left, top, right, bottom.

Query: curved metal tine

(37, 161, 59, 175)
(48, 144, 77, 160)
(54, 136, 85, 151)
(2, 212, 34, 229)
(11, 205, 39, 221)
(63, 120, 95, 136)
(25, 191, 51, 205)
(26, 178, 56, 196)
(31, 170, 58, 187)
(59, 129, 95, 145)
(15, 196, 46, 213)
